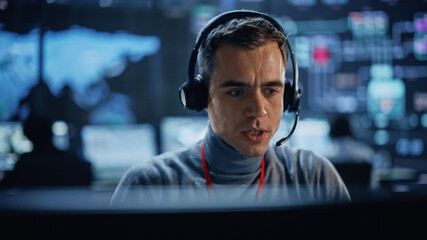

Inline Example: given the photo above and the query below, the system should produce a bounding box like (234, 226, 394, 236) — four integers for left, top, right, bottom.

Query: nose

(244, 91, 267, 118)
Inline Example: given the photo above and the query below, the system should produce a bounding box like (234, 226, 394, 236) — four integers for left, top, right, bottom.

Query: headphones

(178, 10, 301, 146)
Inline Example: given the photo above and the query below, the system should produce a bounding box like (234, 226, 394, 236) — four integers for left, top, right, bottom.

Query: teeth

(248, 130, 263, 136)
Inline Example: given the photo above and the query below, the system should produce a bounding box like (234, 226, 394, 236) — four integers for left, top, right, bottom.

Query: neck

(203, 124, 264, 175)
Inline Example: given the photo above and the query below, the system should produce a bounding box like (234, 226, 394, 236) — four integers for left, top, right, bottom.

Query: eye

(228, 89, 245, 96)
(264, 88, 279, 96)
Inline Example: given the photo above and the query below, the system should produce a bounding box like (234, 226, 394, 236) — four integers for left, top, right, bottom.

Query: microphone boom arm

(276, 109, 299, 147)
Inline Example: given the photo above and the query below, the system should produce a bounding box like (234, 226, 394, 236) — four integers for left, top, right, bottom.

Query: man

(111, 11, 350, 205)
(0, 114, 93, 187)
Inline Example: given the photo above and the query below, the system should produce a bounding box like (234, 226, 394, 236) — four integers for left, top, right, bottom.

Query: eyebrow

(219, 80, 247, 88)
(262, 80, 284, 87)
(219, 80, 284, 88)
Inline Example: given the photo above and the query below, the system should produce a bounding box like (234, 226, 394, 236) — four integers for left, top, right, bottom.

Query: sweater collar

(202, 124, 264, 176)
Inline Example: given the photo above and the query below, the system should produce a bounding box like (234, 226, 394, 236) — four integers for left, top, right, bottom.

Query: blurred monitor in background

(160, 116, 209, 153)
(0, 114, 93, 187)
(273, 115, 332, 157)
(324, 115, 376, 199)
(81, 123, 157, 188)
(0, 122, 32, 174)
(325, 115, 375, 164)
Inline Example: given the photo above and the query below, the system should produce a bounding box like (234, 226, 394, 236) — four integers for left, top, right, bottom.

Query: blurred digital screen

(43, 26, 160, 109)
(0, 122, 32, 171)
(0, 29, 39, 121)
(266, 2, 427, 172)
(273, 116, 331, 157)
(0, 26, 160, 124)
(81, 124, 157, 186)
(160, 116, 209, 153)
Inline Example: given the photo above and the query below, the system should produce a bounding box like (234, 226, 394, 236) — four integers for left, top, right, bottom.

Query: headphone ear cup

(283, 82, 293, 112)
(178, 76, 208, 112)
(193, 75, 208, 111)
(179, 81, 194, 110)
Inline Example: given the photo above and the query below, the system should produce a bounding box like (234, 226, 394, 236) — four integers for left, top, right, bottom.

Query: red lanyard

(200, 141, 265, 202)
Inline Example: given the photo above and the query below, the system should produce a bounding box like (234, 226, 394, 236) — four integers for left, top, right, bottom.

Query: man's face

(206, 41, 285, 157)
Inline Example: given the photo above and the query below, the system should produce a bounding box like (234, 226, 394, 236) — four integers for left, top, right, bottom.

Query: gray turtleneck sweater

(111, 125, 350, 205)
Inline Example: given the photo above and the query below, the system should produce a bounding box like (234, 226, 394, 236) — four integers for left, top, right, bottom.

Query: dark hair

(197, 16, 288, 87)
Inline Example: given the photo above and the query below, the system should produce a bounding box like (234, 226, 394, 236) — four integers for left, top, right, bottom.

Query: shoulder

(116, 142, 202, 187)
(110, 143, 202, 205)
(272, 144, 335, 175)
(271, 144, 351, 202)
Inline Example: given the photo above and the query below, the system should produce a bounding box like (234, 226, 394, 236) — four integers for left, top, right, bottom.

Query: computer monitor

(81, 123, 157, 187)
(0, 122, 33, 171)
(273, 116, 331, 157)
(160, 116, 209, 153)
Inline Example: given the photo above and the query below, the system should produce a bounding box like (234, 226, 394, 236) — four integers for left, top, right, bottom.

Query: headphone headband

(188, 10, 294, 84)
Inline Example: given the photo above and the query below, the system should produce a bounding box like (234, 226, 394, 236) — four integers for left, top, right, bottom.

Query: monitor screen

(81, 124, 157, 187)
(160, 116, 209, 153)
(273, 115, 331, 157)
(0, 122, 32, 171)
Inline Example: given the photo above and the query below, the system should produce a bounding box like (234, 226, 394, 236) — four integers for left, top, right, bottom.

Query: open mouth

(247, 130, 263, 136)
(243, 129, 266, 143)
